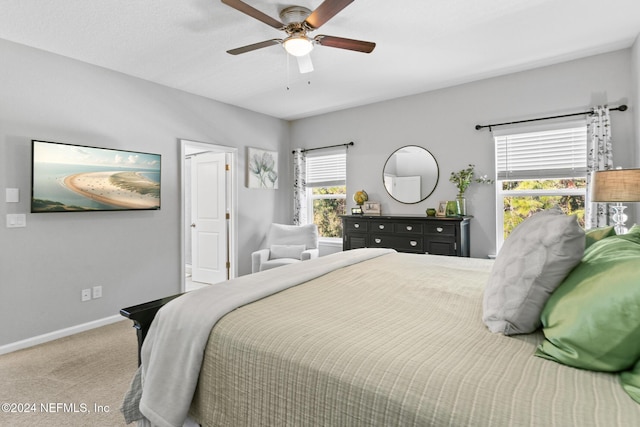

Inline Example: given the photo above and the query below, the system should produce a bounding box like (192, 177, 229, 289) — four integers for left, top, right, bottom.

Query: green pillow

(585, 225, 616, 249)
(621, 359, 640, 404)
(536, 225, 640, 373)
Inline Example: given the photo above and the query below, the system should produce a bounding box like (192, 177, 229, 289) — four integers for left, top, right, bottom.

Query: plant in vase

(449, 164, 493, 215)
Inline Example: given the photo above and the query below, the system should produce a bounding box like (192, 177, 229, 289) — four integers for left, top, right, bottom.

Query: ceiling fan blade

(304, 0, 354, 29)
(221, 0, 284, 29)
(227, 39, 282, 55)
(315, 35, 376, 53)
(296, 54, 314, 74)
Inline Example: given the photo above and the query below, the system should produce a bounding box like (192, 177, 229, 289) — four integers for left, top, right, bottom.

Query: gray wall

(0, 39, 290, 346)
(291, 48, 636, 258)
(1, 37, 638, 347)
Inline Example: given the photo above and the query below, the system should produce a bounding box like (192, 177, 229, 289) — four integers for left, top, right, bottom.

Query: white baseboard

(0, 315, 124, 356)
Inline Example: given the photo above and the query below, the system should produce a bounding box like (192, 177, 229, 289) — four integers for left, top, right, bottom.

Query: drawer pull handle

(406, 226, 413, 231)
(436, 227, 443, 233)
(375, 238, 382, 244)
(378, 225, 385, 229)
(410, 241, 417, 246)
(354, 223, 360, 228)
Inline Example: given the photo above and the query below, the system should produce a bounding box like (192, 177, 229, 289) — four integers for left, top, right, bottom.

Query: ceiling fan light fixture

(283, 36, 314, 57)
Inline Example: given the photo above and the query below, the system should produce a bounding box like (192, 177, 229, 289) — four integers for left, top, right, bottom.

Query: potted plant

(449, 164, 493, 215)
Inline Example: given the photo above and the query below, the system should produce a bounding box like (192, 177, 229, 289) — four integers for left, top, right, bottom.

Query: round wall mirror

(382, 146, 439, 204)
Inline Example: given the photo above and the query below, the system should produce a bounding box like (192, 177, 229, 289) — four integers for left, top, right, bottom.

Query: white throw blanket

(122, 248, 395, 427)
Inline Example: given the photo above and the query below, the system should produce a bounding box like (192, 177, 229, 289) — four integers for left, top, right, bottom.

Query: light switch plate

(6, 188, 19, 203)
(6, 214, 26, 228)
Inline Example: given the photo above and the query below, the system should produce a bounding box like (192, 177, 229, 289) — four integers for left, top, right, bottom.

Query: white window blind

(306, 151, 346, 187)
(495, 126, 587, 180)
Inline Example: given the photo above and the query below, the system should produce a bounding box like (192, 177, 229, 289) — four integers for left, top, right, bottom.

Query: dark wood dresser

(341, 215, 470, 257)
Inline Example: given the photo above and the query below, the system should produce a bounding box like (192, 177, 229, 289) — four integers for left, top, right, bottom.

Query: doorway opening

(180, 139, 238, 292)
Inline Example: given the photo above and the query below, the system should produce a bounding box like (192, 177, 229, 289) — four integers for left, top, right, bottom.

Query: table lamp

(590, 168, 640, 234)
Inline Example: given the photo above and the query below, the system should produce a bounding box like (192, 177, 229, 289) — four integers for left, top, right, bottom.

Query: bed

(123, 233, 640, 427)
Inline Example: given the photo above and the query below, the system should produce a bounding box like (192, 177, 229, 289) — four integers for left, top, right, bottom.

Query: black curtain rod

(292, 141, 354, 154)
(475, 105, 628, 131)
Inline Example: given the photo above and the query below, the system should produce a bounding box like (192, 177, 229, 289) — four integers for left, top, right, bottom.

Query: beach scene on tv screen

(32, 141, 161, 212)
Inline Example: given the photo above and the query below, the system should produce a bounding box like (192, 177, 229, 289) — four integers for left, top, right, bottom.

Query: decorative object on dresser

(426, 208, 437, 217)
(353, 189, 368, 205)
(352, 190, 368, 215)
(362, 201, 381, 215)
(449, 164, 493, 215)
(436, 201, 447, 217)
(446, 200, 460, 217)
(590, 168, 640, 234)
(340, 215, 470, 256)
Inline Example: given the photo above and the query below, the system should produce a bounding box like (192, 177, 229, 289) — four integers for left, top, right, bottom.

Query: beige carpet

(0, 320, 138, 426)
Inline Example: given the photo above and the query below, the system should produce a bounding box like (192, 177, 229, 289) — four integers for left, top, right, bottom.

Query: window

(305, 150, 347, 239)
(495, 122, 587, 250)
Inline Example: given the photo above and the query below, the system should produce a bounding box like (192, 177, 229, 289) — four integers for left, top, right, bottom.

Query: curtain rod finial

(475, 125, 483, 130)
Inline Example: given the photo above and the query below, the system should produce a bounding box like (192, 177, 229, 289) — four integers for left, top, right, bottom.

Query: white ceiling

(1, 0, 639, 120)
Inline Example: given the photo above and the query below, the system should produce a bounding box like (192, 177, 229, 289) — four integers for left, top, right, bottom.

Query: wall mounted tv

(31, 140, 161, 213)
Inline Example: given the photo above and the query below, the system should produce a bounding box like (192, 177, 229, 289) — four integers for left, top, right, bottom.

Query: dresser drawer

(345, 234, 368, 249)
(370, 221, 394, 233)
(426, 240, 457, 256)
(425, 223, 456, 236)
(396, 222, 424, 234)
(344, 219, 368, 233)
(370, 235, 423, 253)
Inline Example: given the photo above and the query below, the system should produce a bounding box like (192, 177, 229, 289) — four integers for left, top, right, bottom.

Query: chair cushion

(259, 258, 301, 272)
(270, 244, 306, 260)
(266, 223, 318, 250)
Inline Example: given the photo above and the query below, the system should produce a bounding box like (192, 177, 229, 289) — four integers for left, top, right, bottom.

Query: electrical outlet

(92, 285, 102, 299)
(81, 289, 91, 302)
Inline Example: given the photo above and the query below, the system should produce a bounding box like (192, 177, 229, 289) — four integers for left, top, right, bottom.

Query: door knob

(191, 223, 196, 228)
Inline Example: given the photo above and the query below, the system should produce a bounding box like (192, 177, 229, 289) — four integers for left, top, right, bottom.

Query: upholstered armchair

(251, 223, 320, 273)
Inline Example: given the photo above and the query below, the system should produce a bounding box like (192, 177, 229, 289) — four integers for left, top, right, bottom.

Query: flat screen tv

(31, 140, 161, 212)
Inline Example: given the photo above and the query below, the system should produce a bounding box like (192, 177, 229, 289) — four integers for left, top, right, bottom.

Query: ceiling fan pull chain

(286, 52, 291, 90)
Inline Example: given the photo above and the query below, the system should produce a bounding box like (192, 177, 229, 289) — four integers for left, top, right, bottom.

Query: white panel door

(191, 152, 227, 284)
(392, 176, 421, 201)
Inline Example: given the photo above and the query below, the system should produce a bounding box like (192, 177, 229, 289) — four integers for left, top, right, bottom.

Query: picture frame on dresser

(362, 202, 381, 215)
(436, 201, 447, 217)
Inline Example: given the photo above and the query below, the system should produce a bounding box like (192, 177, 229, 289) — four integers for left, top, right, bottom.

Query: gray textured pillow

(483, 208, 585, 335)
(270, 244, 306, 260)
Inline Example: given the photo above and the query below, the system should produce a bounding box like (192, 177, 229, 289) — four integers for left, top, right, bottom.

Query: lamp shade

(590, 168, 640, 202)
(283, 36, 313, 57)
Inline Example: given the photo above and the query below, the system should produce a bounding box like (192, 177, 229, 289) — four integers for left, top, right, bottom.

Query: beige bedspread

(189, 252, 640, 426)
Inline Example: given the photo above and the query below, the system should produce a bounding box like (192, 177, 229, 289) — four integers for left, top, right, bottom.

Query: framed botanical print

(247, 147, 278, 189)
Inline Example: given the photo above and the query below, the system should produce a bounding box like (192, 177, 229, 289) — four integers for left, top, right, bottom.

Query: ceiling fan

(221, 0, 376, 73)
